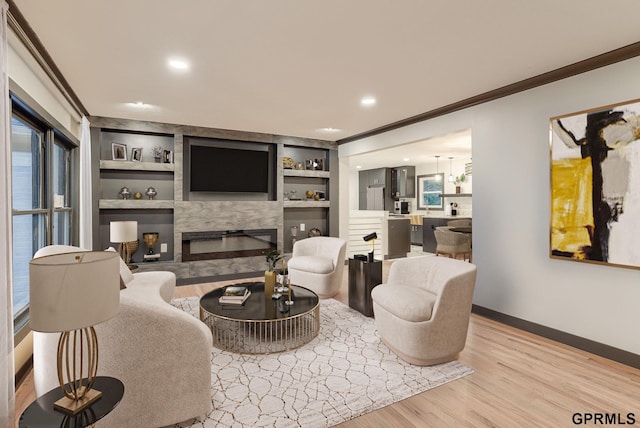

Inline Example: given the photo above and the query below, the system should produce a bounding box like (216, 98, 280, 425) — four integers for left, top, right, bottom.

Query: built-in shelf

(283, 169, 330, 178)
(284, 200, 330, 208)
(441, 193, 472, 197)
(100, 160, 175, 172)
(99, 199, 175, 209)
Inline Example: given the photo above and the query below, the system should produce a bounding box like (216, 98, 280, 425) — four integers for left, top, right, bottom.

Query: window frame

(10, 88, 80, 340)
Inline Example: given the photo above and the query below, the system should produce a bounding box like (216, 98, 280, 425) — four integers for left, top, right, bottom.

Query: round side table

(19, 376, 124, 428)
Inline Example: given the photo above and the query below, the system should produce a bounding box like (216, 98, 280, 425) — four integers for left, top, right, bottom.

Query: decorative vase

(455, 186, 461, 194)
(264, 270, 277, 300)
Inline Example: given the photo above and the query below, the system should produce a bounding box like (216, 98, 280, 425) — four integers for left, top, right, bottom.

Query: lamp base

(54, 387, 102, 414)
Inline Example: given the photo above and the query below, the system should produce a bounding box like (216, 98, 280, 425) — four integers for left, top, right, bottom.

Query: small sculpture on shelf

(282, 157, 294, 169)
(145, 186, 157, 200)
(308, 228, 321, 237)
(142, 232, 160, 262)
(133, 192, 143, 200)
(119, 186, 131, 200)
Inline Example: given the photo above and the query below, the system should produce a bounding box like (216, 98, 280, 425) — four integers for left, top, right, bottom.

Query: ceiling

(10, 0, 640, 157)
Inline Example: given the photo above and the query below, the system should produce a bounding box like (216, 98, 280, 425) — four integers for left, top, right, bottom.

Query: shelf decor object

(110, 221, 138, 265)
(145, 186, 157, 200)
(29, 251, 120, 414)
(131, 147, 142, 162)
(118, 186, 131, 200)
(111, 143, 127, 161)
(550, 98, 640, 270)
(142, 232, 160, 262)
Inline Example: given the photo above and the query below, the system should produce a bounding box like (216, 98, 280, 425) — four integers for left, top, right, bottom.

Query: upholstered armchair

(447, 219, 472, 228)
(371, 255, 477, 365)
(287, 236, 347, 298)
(434, 227, 472, 261)
(32, 245, 213, 428)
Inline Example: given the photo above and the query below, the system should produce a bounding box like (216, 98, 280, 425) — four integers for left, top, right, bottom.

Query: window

(53, 138, 73, 245)
(10, 104, 77, 333)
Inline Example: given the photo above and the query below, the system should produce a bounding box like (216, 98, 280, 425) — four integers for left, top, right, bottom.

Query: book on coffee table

(219, 286, 251, 305)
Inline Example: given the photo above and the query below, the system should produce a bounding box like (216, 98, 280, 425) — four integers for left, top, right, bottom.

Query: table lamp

(363, 232, 377, 262)
(110, 220, 138, 264)
(29, 251, 120, 414)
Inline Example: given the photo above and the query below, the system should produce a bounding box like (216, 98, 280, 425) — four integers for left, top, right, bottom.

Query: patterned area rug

(170, 297, 473, 427)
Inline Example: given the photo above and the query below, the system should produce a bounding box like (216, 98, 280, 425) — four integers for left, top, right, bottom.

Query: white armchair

(32, 245, 213, 428)
(371, 255, 477, 366)
(287, 236, 347, 298)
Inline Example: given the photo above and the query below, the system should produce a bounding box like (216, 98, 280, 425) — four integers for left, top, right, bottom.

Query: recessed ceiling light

(356, 165, 362, 169)
(317, 127, 342, 133)
(168, 58, 189, 71)
(403, 157, 410, 162)
(126, 101, 152, 109)
(360, 96, 377, 107)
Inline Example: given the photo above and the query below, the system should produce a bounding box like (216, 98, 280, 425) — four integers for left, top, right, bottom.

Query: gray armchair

(434, 227, 472, 262)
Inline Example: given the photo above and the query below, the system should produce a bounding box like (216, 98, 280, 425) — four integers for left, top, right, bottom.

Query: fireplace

(182, 229, 277, 262)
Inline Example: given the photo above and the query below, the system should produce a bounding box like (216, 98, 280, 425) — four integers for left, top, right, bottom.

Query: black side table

(19, 376, 124, 428)
(348, 258, 383, 317)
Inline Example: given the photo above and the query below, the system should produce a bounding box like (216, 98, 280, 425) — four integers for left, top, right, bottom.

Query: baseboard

(472, 305, 640, 369)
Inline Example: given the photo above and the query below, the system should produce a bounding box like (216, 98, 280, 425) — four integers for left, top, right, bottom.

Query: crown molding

(6, 0, 89, 117)
(338, 41, 640, 145)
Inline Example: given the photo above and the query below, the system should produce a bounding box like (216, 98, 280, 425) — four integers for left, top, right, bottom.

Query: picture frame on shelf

(162, 149, 172, 163)
(131, 147, 142, 162)
(112, 143, 127, 161)
(417, 173, 444, 210)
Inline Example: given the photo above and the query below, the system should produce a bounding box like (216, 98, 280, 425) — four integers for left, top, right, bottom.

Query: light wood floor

(15, 262, 640, 427)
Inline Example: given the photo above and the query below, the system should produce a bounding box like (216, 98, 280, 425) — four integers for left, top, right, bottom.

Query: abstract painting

(550, 99, 640, 269)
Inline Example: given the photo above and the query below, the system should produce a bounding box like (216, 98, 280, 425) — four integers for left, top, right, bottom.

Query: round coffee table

(199, 282, 320, 354)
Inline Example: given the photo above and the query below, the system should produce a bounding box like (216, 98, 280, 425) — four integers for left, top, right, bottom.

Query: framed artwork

(417, 173, 444, 210)
(550, 98, 640, 269)
(131, 147, 142, 162)
(162, 149, 172, 163)
(112, 143, 127, 161)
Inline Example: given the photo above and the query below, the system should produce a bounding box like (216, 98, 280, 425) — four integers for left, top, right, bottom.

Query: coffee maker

(394, 201, 411, 214)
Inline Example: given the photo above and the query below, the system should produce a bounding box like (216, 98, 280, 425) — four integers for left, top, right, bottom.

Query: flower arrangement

(455, 174, 466, 186)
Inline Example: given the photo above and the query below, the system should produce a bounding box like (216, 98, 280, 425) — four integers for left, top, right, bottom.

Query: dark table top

(19, 376, 124, 428)
(450, 226, 472, 233)
(200, 281, 319, 320)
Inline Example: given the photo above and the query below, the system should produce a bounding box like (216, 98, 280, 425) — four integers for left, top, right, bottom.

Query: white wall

(339, 57, 640, 355)
(7, 31, 80, 138)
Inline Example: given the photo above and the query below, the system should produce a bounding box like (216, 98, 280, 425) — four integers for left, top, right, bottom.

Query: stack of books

(219, 285, 251, 305)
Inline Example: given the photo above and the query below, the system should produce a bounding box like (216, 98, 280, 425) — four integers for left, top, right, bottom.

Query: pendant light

(435, 155, 441, 181)
(448, 157, 454, 182)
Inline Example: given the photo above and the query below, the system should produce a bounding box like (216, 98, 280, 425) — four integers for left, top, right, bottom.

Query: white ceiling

(11, 0, 640, 158)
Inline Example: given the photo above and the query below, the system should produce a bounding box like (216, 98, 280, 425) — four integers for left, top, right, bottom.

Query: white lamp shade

(29, 251, 120, 332)
(110, 221, 137, 243)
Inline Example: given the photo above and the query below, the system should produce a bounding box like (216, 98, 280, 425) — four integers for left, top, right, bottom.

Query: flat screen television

(190, 145, 270, 193)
